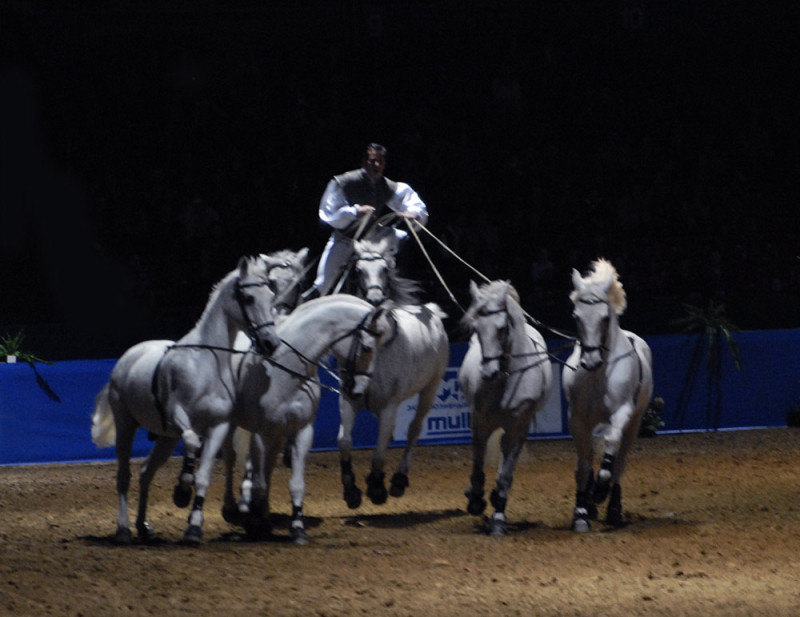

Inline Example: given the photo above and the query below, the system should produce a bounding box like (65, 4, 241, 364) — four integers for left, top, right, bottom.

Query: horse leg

(288, 423, 313, 545)
(487, 425, 525, 536)
(391, 383, 437, 497)
(593, 402, 634, 506)
(244, 431, 276, 540)
(465, 411, 489, 517)
(135, 435, 179, 541)
(366, 405, 396, 505)
(570, 411, 597, 532)
(182, 422, 229, 545)
(112, 412, 138, 545)
(337, 395, 362, 509)
(171, 404, 203, 508)
(604, 418, 639, 527)
(221, 431, 244, 526)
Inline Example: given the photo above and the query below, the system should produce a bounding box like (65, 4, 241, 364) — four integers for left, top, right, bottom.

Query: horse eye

(242, 294, 255, 305)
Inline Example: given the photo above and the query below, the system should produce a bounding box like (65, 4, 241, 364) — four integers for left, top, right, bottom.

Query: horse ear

(469, 280, 480, 299)
(571, 268, 583, 291)
(238, 256, 251, 276)
(297, 247, 310, 262)
(600, 270, 615, 294)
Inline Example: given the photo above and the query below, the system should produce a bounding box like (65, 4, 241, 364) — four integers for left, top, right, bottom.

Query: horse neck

(277, 300, 364, 369)
(603, 310, 627, 356)
(181, 281, 240, 350)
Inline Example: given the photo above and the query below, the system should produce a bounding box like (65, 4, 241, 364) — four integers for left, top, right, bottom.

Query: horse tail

(91, 383, 116, 448)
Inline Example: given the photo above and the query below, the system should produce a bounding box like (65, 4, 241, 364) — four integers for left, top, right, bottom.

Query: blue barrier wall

(2, 329, 799, 466)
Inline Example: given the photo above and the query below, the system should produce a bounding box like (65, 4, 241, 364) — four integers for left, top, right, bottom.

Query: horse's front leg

(569, 409, 597, 532)
(593, 400, 635, 507)
(182, 422, 229, 544)
(602, 407, 641, 527)
(288, 423, 314, 545)
(465, 409, 489, 517)
(337, 395, 362, 509)
(487, 422, 527, 536)
(221, 429, 244, 526)
(365, 404, 397, 505)
(136, 435, 180, 542)
(171, 403, 203, 509)
(244, 431, 277, 540)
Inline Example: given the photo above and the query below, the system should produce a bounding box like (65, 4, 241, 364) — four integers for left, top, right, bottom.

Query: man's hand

(356, 205, 375, 217)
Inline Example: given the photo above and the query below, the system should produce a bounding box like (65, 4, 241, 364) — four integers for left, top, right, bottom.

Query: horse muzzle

(253, 332, 280, 356)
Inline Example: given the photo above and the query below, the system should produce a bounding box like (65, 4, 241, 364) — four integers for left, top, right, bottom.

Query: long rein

(399, 217, 578, 368)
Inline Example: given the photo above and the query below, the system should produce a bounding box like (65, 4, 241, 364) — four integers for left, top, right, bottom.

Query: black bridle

(475, 305, 549, 376)
(266, 309, 380, 397)
(234, 278, 277, 355)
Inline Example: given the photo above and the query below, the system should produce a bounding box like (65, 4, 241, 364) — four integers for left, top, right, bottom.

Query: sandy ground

(2, 427, 800, 617)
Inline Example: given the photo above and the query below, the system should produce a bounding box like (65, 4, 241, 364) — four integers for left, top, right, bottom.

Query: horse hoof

(181, 524, 203, 545)
(367, 485, 388, 505)
(172, 483, 192, 508)
(389, 472, 409, 497)
(606, 506, 624, 528)
(343, 485, 362, 509)
(366, 473, 388, 505)
(291, 526, 309, 546)
(572, 517, 591, 533)
(113, 526, 133, 545)
(487, 513, 507, 536)
(465, 490, 487, 516)
(136, 521, 157, 542)
(592, 480, 610, 504)
(222, 504, 243, 526)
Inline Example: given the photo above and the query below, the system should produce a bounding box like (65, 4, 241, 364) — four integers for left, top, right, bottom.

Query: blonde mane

(572, 258, 627, 315)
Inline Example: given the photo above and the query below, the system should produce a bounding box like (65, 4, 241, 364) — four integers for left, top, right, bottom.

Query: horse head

(570, 259, 626, 371)
(354, 238, 394, 306)
(233, 256, 282, 356)
(260, 248, 309, 316)
(334, 304, 389, 398)
(464, 280, 519, 380)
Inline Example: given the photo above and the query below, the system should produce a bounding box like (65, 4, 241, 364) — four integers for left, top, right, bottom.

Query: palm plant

(672, 301, 742, 430)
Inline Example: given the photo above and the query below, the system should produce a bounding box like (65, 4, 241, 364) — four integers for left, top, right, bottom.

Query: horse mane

(194, 258, 260, 327)
(574, 258, 627, 315)
(354, 238, 422, 305)
(462, 280, 522, 329)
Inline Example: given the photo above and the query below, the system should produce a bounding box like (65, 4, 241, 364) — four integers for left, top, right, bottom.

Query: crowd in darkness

(1, 4, 797, 358)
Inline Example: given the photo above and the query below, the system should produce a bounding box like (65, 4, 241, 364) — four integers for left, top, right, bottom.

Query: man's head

(363, 143, 387, 181)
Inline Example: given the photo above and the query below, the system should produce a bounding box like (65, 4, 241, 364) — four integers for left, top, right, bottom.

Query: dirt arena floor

(2, 427, 800, 617)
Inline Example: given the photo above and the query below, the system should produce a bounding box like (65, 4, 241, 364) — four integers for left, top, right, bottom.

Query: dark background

(1, 1, 797, 360)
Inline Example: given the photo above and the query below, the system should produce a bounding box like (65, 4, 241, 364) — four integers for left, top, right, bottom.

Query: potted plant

(0, 330, 51, 364)
(671, 301, 742, 430)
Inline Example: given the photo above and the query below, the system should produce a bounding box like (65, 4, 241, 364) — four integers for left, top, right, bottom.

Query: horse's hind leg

(112, 413, 138, 545)
(136, 435, 180, 541)
(391, 382, 438, 498)
(288, 423, 314, 545)
(366, 405, 397, 505)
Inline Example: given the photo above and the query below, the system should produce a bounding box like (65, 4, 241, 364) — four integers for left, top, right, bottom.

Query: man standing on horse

(302, 143, 428, 300)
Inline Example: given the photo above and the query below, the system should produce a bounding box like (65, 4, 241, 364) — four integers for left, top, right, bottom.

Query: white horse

(91, 256, 281, 545)
(459, 280, 554, 535)
(226, 248, 310, 512)
(225, 294, 389, 543)
(335, 236, 449, 508)
(562, 259, 654, 532)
